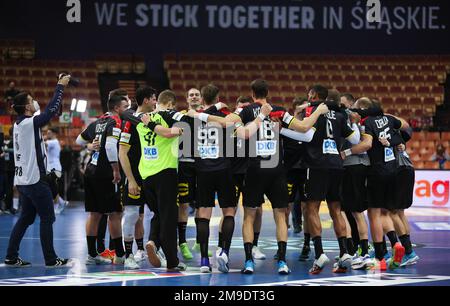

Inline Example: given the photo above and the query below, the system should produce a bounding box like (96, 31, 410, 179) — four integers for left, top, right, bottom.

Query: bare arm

(288, 103, 329, 133)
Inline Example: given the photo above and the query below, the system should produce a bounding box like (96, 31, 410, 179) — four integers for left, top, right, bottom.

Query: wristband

(214, 102, 224, 110)
(282, 112, 294, 125)
(198, 113, 210, 122)
(344, 149, 352, 157)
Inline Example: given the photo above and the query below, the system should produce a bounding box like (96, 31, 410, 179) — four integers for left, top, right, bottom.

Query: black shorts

(341, 164, 369, 213)
(233, 173, 245, 204)
(395, 166, 415, 210)
(122, 178, 147, 214)
(84, 175, 122, 214)
(243, 167, 288, 209)
(178, 162, 196, 205)
(305, 168, 344, 203)
(367, 169, 396, 210)
(196, 168, 236, 208)
(286, 168, 307, 203)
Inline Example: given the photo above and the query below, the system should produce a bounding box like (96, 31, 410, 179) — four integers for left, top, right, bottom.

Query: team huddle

(75, 79, 419, 275)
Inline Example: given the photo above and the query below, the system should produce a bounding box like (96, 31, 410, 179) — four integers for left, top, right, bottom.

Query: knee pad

(122, 206, 140, 239)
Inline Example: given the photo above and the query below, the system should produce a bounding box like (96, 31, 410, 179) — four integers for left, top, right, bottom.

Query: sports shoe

(134, 249, 146, 262)
(124, 254, 140, 269)
(113, 255, 125, 265)
(384, 251, 392, 266)
(180, 242, 193, 260)
(309, 253, 330, 274)
(252, 246, 266, 260)
(46, 258, 72, 268)
(192, 243, 212, 257)
(390, 242, 405, 269)
(99, 249, 114, 261)
(277, 260, 291, 275)
(367, 258, 387, 271)
(299, 246, 311, 261)
(167, 262, 187, 272)
(400, 251, 420, 267)
(4, 257, 31, 267)
(351, 254, 363, 266)
(146, 241, 161, 268)
(352, 254, 371, 270)
(333, 253, 352, 273)
(200, 257, 212, 273)
(241, 259, 255, 274)
(216, 249, 229, 273)
(86, 255, 111, 265)
(157, 248, 167, 268)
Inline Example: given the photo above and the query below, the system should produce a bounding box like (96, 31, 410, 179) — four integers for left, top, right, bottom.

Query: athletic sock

(346, 238, 355, 255)
(303, 233, 311, 248)
(312, 236, 324, 259)
(194, 218, 200, 244)
(113, 237, 125, 257)
(197, 218, 210, 259)
(277, 241, 287, 262)
(360, 239, 369, 256)
(218, 232, 223, 248)
(382, 236, 388, 255)
(109, 235, 115, 251)
(374, 242, 384, 261)
(386, 231, 398, 248)
(253, 232, 260, 247)
(221, 216, 235, 255)
(399, 234, 413, 255)
(244, 242, 253, 261)
(337, 236, 348, 257)
(124, 240, 133, 258)
(178, 222, 187, 245)
(135, 238, 144, 250)
(87, 236, 98, 258)
(96, 237, 105, 254)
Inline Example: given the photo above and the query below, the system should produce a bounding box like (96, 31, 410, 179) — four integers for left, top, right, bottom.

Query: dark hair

(49, 127, 59, 134)
(136, 86, 157, 106)
(201, 84, 220, 105)
(107, 95, 126, 111)
(109, 88, 128, 99)
(309, 84, 328, 100)
(341, 93, 355, 103)
(236, 96, 253, 104)
(158, 90, 177, 106)
(326, 89, 341, 103)
(251, 79, 269, 99)
(292, 96, 308, 109)
(12, 91, 30, 115)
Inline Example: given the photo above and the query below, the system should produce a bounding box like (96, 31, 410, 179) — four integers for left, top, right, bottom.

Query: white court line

(246, 273, 450, 286)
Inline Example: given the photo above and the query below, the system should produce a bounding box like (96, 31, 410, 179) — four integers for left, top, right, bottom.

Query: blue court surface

(1, 203, 450, 286)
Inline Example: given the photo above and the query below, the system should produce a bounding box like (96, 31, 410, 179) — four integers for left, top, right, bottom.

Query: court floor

(0, 203, 450, 286)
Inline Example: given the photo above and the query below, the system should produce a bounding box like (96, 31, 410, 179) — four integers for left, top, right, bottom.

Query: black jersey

(119, 109, 144, 184)
(304, 107, 354, 169)
(81, 113, 122, 179)
(239, 103, 287, 169)
(283, 136, 306, 170)
(363, 114, 402, 173)
(193, 105, 231, 172)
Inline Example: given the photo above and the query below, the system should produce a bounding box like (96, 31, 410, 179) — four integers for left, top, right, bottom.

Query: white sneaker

(353, 254, 371, 270)
(333, 253, 352, 273)
(157, 248, 167, 268)
(309, 253, 330, 274)
(134, 249, 147, 262)
(216, 249, 229, 273)
(113, 255, 125, 265)
(351, 254, 363, 266)
(252, 246, 266, 260)
(86, 255, 111, 265)
(124, 254, 140, 269)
